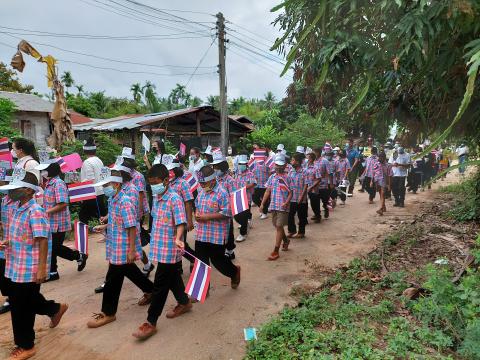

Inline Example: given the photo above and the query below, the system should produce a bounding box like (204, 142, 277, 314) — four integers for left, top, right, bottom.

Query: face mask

(151, 183, 166, 195)
(189, 155, 197, 162)
(238, 164, 247, 172)
(103, 185, 116, 198)
(9, 188, 25, 201)
(215, 169, 224, 177)
(11, 149, 17, 159)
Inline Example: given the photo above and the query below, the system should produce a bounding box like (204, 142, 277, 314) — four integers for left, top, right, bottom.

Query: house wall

(13, 111, 52, 147)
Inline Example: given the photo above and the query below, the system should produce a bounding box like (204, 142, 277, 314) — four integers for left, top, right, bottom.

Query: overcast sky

(0, 0, 292, 103)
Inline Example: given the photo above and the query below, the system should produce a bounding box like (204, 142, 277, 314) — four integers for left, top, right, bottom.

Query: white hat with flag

(93, 167, 123, 187)
(211, 151, 226, 165)
(161, 154, 179, 170)
(0, 168, 40, 192)
(237, 154, 249, 164)
(121, 147, 136, 160)
(276, 144, 285, 151)
(274, 153, 286, 166)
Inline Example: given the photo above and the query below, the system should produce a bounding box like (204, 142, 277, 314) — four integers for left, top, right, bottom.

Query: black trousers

(392, 176, 406, 204)
(182, 229, 196, 263)
(364, 176, 376, 200)
(79, 195, 107, 224)
(318, 189, 331, 210)
(338, 186, 347, 202)
(308, 192, 320, 217)
(147, 262, 189, 326)
(288, 202, 308, 234)
(0, 258, 10, 296)
(225, 219, 236, 252)
(194, 241, 237, 279)
(234, 208, 251, 236)
(10, 282, 60, 350)
(252, 188, 269, 215)
(51, 232, 80, 273)
(102, 263, 153, 316)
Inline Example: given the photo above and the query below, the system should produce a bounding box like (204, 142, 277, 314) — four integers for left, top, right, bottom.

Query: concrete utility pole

(216, 12, 228, 155)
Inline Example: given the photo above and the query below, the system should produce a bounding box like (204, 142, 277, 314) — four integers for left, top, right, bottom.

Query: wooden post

(196, 111, 201, 136)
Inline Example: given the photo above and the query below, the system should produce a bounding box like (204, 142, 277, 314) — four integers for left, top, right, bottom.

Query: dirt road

(0, 176, 457, 360)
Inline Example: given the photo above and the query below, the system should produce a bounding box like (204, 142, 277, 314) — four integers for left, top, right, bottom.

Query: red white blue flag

(179, 143, 186, 156)
(185, 257, 211, 303)
(74, 220, 89, 255)
(248, 158, 255, 171)
(279, 177, 290, 192)
(185, 172, 199, 193)
(68, 180, 97, 203)
(56, 157, 69, 172)
(265, 156, 274, 169)
(0, 138, 9, 155)
(230, 187, 249, 215)
(253, 149, 266, 163)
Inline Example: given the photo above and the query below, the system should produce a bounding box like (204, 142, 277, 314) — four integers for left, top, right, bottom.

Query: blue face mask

(215, 170, 224, 177)
(103, 185, 116, 198)
(326, 156, 333, 161)
(238, 164, 247, 172)
(151, 183, 166, 195)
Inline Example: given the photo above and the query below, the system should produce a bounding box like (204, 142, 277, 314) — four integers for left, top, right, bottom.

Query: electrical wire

(226, 20, 277, 47)
(185, 38, 216, 87)
(230, 42, 286, 66)
(227, 32, 285, 64)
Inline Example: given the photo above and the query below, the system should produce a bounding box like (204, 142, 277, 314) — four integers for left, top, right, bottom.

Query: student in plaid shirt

(88, 169, 153, 329)
(305, 152, 321, 222)
(211, 152, 238, 259)
(335, 150, 351, 205)
(36, 162, 87, 281)
(261, 153, 293, 261)
(251, 148, 270, 220)
(309, 149, 334, 220)
(132, 164, 192, 340)
(194, 165, 241, 291)
(374, 151, 391, 216)
(0, 170, 68, 360)
(361, 147, 380, 203)
(234, 154, 257, 242)
(287, 154, 308, 239)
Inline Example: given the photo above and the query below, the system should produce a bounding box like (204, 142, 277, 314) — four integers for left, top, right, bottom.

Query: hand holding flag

(230, 187, 249, 215)
(185, 254, 211, 303)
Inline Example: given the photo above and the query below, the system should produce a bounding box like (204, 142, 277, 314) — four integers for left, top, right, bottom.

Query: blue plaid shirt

(1, 195, 18, 260)
(288, 167, 307, 203)
(217, 173, 237, 195)
(265, 173, 292, 212)
(253, 162, 270, 188)
(170, 177, 194, 203)
(150, 188, 186, 264)
(43, 176, 71, 233)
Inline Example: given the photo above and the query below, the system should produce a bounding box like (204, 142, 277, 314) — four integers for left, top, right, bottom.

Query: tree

(61, 71, 74, 93)
(263, 91, 276, 110)
(206, 95, 219, 109)
(190, 96, 202, 107)
(0, 62, 33, 93)
(75, 84, 84, 96)
(142, 81, 162, 113)
(130, 83, 143, 104)
(0, 98, 21, 139)
(168, 83, 191, 109)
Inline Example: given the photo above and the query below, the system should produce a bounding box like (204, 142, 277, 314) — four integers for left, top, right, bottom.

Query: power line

(230, 41, 286, 66)
(225, 25, 274, 50)
(227, 32, 285, 64)
(226, 20, 277, 47)
(186, 38, 216, 87)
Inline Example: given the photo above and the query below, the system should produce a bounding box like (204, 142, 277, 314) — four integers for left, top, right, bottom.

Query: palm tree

(263, 91, 276, 110)
(130, 83, 143, 103)
(142, 81, 160, 112)
(206, 95, 219, 109)
(168, 83, 191, 108)
(75, 84, 84, 96)
(61, 71, 74, 93)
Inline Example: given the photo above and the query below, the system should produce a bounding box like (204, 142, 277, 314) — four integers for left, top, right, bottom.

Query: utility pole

(216, 12, 228, 155)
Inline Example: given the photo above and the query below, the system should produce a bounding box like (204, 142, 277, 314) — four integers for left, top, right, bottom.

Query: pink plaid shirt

(265, 173, 292, 212)
(195, 183, 231, 245)
(253, 161, 270, 188)
(335, 158, 351, 182)
(217, 173, 237, 195)
(170, 176, 194, 203)
(5, 198, 51, 283)
(1, 195, 18, 260)
(235, 170, 256, 203)
(105, 187, 141, 265)
(43, 176, 71, 233)
(150, 188, 186, 264)
(287, 167, 307, 203)
(131, 170, 150, 217)
(304, 163, 317, 188)
(364, 155, 379, 178)
(314, 158, 331, 190)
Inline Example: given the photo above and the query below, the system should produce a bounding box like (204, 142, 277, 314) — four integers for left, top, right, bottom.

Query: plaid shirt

(43, 176, 71, 233)
(235, 170, 256, 203)
(5, 198, 51, 283)
(170, 176, 194, 203)
(105, 187, 141, 265)
(335, 158, 351, 182)
(265, 173, 292, 211)
(150, 188, 186, 264)
(364, 155, 379, 178)
(131, 170, 150, 217)
(195, 183, 231, 245)
(217, 173, 237, 195)
(314, 158, 331, 190)
(304, 163, 317, 188)
(1, 195, 18, 260)
(287, 167, 307, 203)
(123, 180, 141, 220)
(253, 162, 270, 188)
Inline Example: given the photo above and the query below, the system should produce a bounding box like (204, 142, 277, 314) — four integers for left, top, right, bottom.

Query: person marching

(87, 168, 153, 329)
(361, 146, 380, 203)
(389, 146, 411, 207)
(132, 164, 192, 340)
(251, 148, 270, 220)
(211, 152, 238, 260)
(0, 170, 68, 360)
(309, 149, 333, 220)
(188, 147, 205, 180)
(345, 139, 360, 196)
(287, 153, 308, 239)
(305, 151, 320, 223)
(35, 162, 87, 281)
(376, 151, 392, 215)
(194, 165, 241, 292)
(261, 153, 293, 261)
(335, 150, 351, 205)
(234, 154, 257, 242)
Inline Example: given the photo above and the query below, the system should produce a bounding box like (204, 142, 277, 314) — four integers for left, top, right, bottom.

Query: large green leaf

(347, 77, 370, 115)
(314, 62, 329, 91)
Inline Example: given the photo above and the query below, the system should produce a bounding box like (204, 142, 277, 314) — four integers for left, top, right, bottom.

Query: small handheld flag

(278, 177, 290, 192)
(248, 158, 255, 171)
(253, 149, 266, 163)
(185, 257, 211, 303)
(179, 143, 186, 156)
(74, 220, 89, 255)
(68, 180, 97, 203)
(56, 157, 69, 172)
(0, 138, 9, 155)
(230, 187, 249, 215)
(265, 156, 274, 169)
(185, 172, 199, 193)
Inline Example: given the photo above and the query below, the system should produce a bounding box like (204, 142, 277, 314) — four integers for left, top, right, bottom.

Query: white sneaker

(236, 234, 246, 242)
(260, 214, 268, 220)
(347, 193, 353, 197)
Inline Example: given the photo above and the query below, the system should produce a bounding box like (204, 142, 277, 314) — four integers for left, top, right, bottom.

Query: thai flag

(74, 220, 89, 255)
(248, 158, 255, 171)
(68, 180, 97, 203)
(279, 177, 290, 192)
(230, 187, 249, 215)
(56, 157, 69, 172)
(265, 156, 274, 169)
(0, 138, 9, 155)
(185, 172, 199, 193)
(179, 142, 186, 156)
(254, 149, 266, 163)
(185, 257, 211, 303)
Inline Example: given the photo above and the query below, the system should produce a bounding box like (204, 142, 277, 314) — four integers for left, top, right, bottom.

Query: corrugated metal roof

(0, 91, 54, 113)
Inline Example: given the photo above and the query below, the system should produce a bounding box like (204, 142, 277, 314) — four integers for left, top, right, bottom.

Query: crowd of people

(0, 135, 459, 359)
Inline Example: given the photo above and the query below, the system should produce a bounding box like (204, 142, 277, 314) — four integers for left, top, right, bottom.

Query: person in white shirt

(389, 147, 411, 207)
(143, 139, 166, 169)
(455, 143, 469, 174)
(79, 138, 107, 223)
(188, 147, 204, 179)
(12, 138, 40, 182)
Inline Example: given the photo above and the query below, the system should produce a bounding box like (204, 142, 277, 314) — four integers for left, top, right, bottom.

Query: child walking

(234, 154, 257, 242)
(287, 153, 308, 239)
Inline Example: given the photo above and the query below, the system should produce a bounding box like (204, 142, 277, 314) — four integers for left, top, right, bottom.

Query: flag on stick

(74, 220, 89, 255)
(68, 180, 97, 203)
(179, 142, 186, 156)
(230, 187, 249, 215)
(185, 257, 211, 303)
(253, 149, 266, 163)
(56, 157, 69, 172)
(0, 138, 9, 155)
(185, 172, 199, 193)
